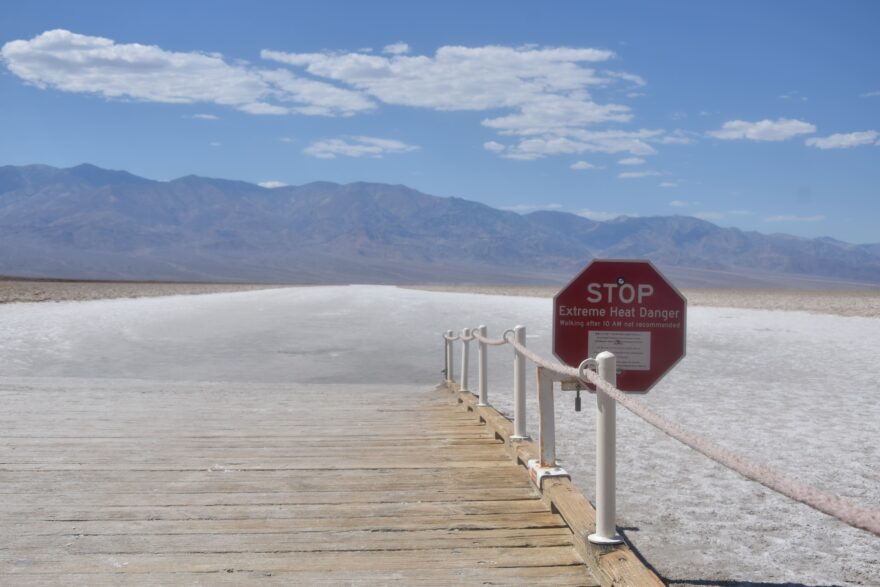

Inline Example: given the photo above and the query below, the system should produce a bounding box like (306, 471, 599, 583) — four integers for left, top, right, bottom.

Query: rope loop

(577, 358, 597, 384)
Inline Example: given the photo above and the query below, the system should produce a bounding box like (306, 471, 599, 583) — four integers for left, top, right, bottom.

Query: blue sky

(1, 1, 878, 243)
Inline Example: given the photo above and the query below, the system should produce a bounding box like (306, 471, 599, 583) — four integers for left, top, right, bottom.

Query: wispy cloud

(498, 129, 666, 160)
(261, 43, 679, 159)
(656, 129, 698, 144)
(618, 170, 661, 179)
(258, 180, 288, 189)
(1, 29, 374, 117)
(502, 203, 563, 213)
(577, 208, 633, 221)
(279, 136, 294, 143)
(570, 160, 597, 170)
(805, 130, 878, 149)
(483, 141, 505, 153)
(2, 30, 690, 161)
(764, 214, 825, 223)
(860, 90, 880, 98)
(659, 181, 679, 188)
(190, 113, 218, 120)
(708, 118, 816, 141)
(779, 90, 807, 101)
(669, 200, 691, 207)
(382, 42, 410, 55)
(618, 157, 645, 165)
(303, 135, 419, 159)
(692, 209, 752, 220)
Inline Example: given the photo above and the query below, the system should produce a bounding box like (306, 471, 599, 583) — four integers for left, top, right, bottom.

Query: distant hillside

(1, 163, 879, 287)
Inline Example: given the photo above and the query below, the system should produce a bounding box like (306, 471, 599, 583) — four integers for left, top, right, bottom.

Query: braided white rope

(450, 327, 880, 537)
(443, 333, 460, 341)
(472, 331, 510, 346)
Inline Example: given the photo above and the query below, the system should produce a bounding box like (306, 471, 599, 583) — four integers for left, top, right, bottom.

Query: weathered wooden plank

(4, 526, 574, 554)
(1, 546, 585, 573)
(0, 565, 599, 587)
(1, 511, 568, 536)
(0, 487, 539, 507)
(0, 498, 551, 521)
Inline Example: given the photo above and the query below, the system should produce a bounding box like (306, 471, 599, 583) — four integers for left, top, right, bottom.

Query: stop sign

(553, 259, 686, 393)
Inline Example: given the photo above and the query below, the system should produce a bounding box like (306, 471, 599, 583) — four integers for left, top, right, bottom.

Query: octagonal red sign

(553, 259, 687, 393)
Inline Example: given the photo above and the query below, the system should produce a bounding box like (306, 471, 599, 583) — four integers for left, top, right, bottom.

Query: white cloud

(255, 69, 374, 115)
(570, 160, 596, 170)
(707, 118, 816, 141)
(238, 102, 289, 115)
(805, 130, 878, 149)
(209, 141, 221, 147)
(382, 42, 410, 55)
(263, 45, 617, 114)
(191, 113, 218, 120)
(860, 90, 880, 98)
(279, 136, 294, 143)
(779, 91, 807, 101)
(1, 29, 374, 117)
(618, 157, 645, 165)
(303, 135, 419, 159)
(660, 182, 679, 188)
(500, 129, 663, 160)
(656, 129, 697, 144)
(669, 200, 690, 207)
(258, 180, 288, 189)
(618, 170, 661, 179)
(577, 208, 638, 221)
(4, 31, 681, 162)
(604, 71, 646, 86)
(764, 214, 825, 223)
(483, 141, 505, 153)
(502, 203, 563, 213)
(259, 43, 671, 158)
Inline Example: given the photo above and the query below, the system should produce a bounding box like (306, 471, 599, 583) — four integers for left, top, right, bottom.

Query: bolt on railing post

(511, 325, 529, 440)
(477, 325, 488, 406)
(460, 328, 471, 392)
(445, 330, 454, 384)
(537, 367, 556, 467)
(589, 351, 623, 545)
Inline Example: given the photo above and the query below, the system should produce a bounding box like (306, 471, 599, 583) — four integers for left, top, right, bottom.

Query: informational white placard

(588, 331, 651, 371)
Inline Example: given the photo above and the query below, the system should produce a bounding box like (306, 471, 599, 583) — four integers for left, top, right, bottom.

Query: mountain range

(2, 163, 879, 288)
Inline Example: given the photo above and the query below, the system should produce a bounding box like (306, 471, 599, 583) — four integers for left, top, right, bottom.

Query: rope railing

(471, 330, 510, 346)
(444, 325, 880, 539)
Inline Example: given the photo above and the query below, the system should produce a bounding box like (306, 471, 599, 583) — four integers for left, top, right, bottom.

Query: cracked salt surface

(0, 285, 877, 585)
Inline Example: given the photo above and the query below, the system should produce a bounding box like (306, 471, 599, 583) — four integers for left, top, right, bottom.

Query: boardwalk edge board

(443, 383, 665, 587)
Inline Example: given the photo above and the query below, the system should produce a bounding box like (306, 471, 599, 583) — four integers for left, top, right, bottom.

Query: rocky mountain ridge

(1, 163, 878, 287)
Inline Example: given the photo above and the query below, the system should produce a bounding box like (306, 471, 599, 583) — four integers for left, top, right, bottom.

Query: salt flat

(0, 285, 877, 585)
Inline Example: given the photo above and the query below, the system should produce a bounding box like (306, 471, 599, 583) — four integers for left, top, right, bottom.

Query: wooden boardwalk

(0, 378, 660, 585)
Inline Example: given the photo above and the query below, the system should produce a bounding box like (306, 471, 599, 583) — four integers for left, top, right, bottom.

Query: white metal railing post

(477, 325, 488, 406)
(589, 351, 623, 545)
(445, 330, 454, 384)
(460, 328, 471, 392)
(511, 325, 528, 440)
